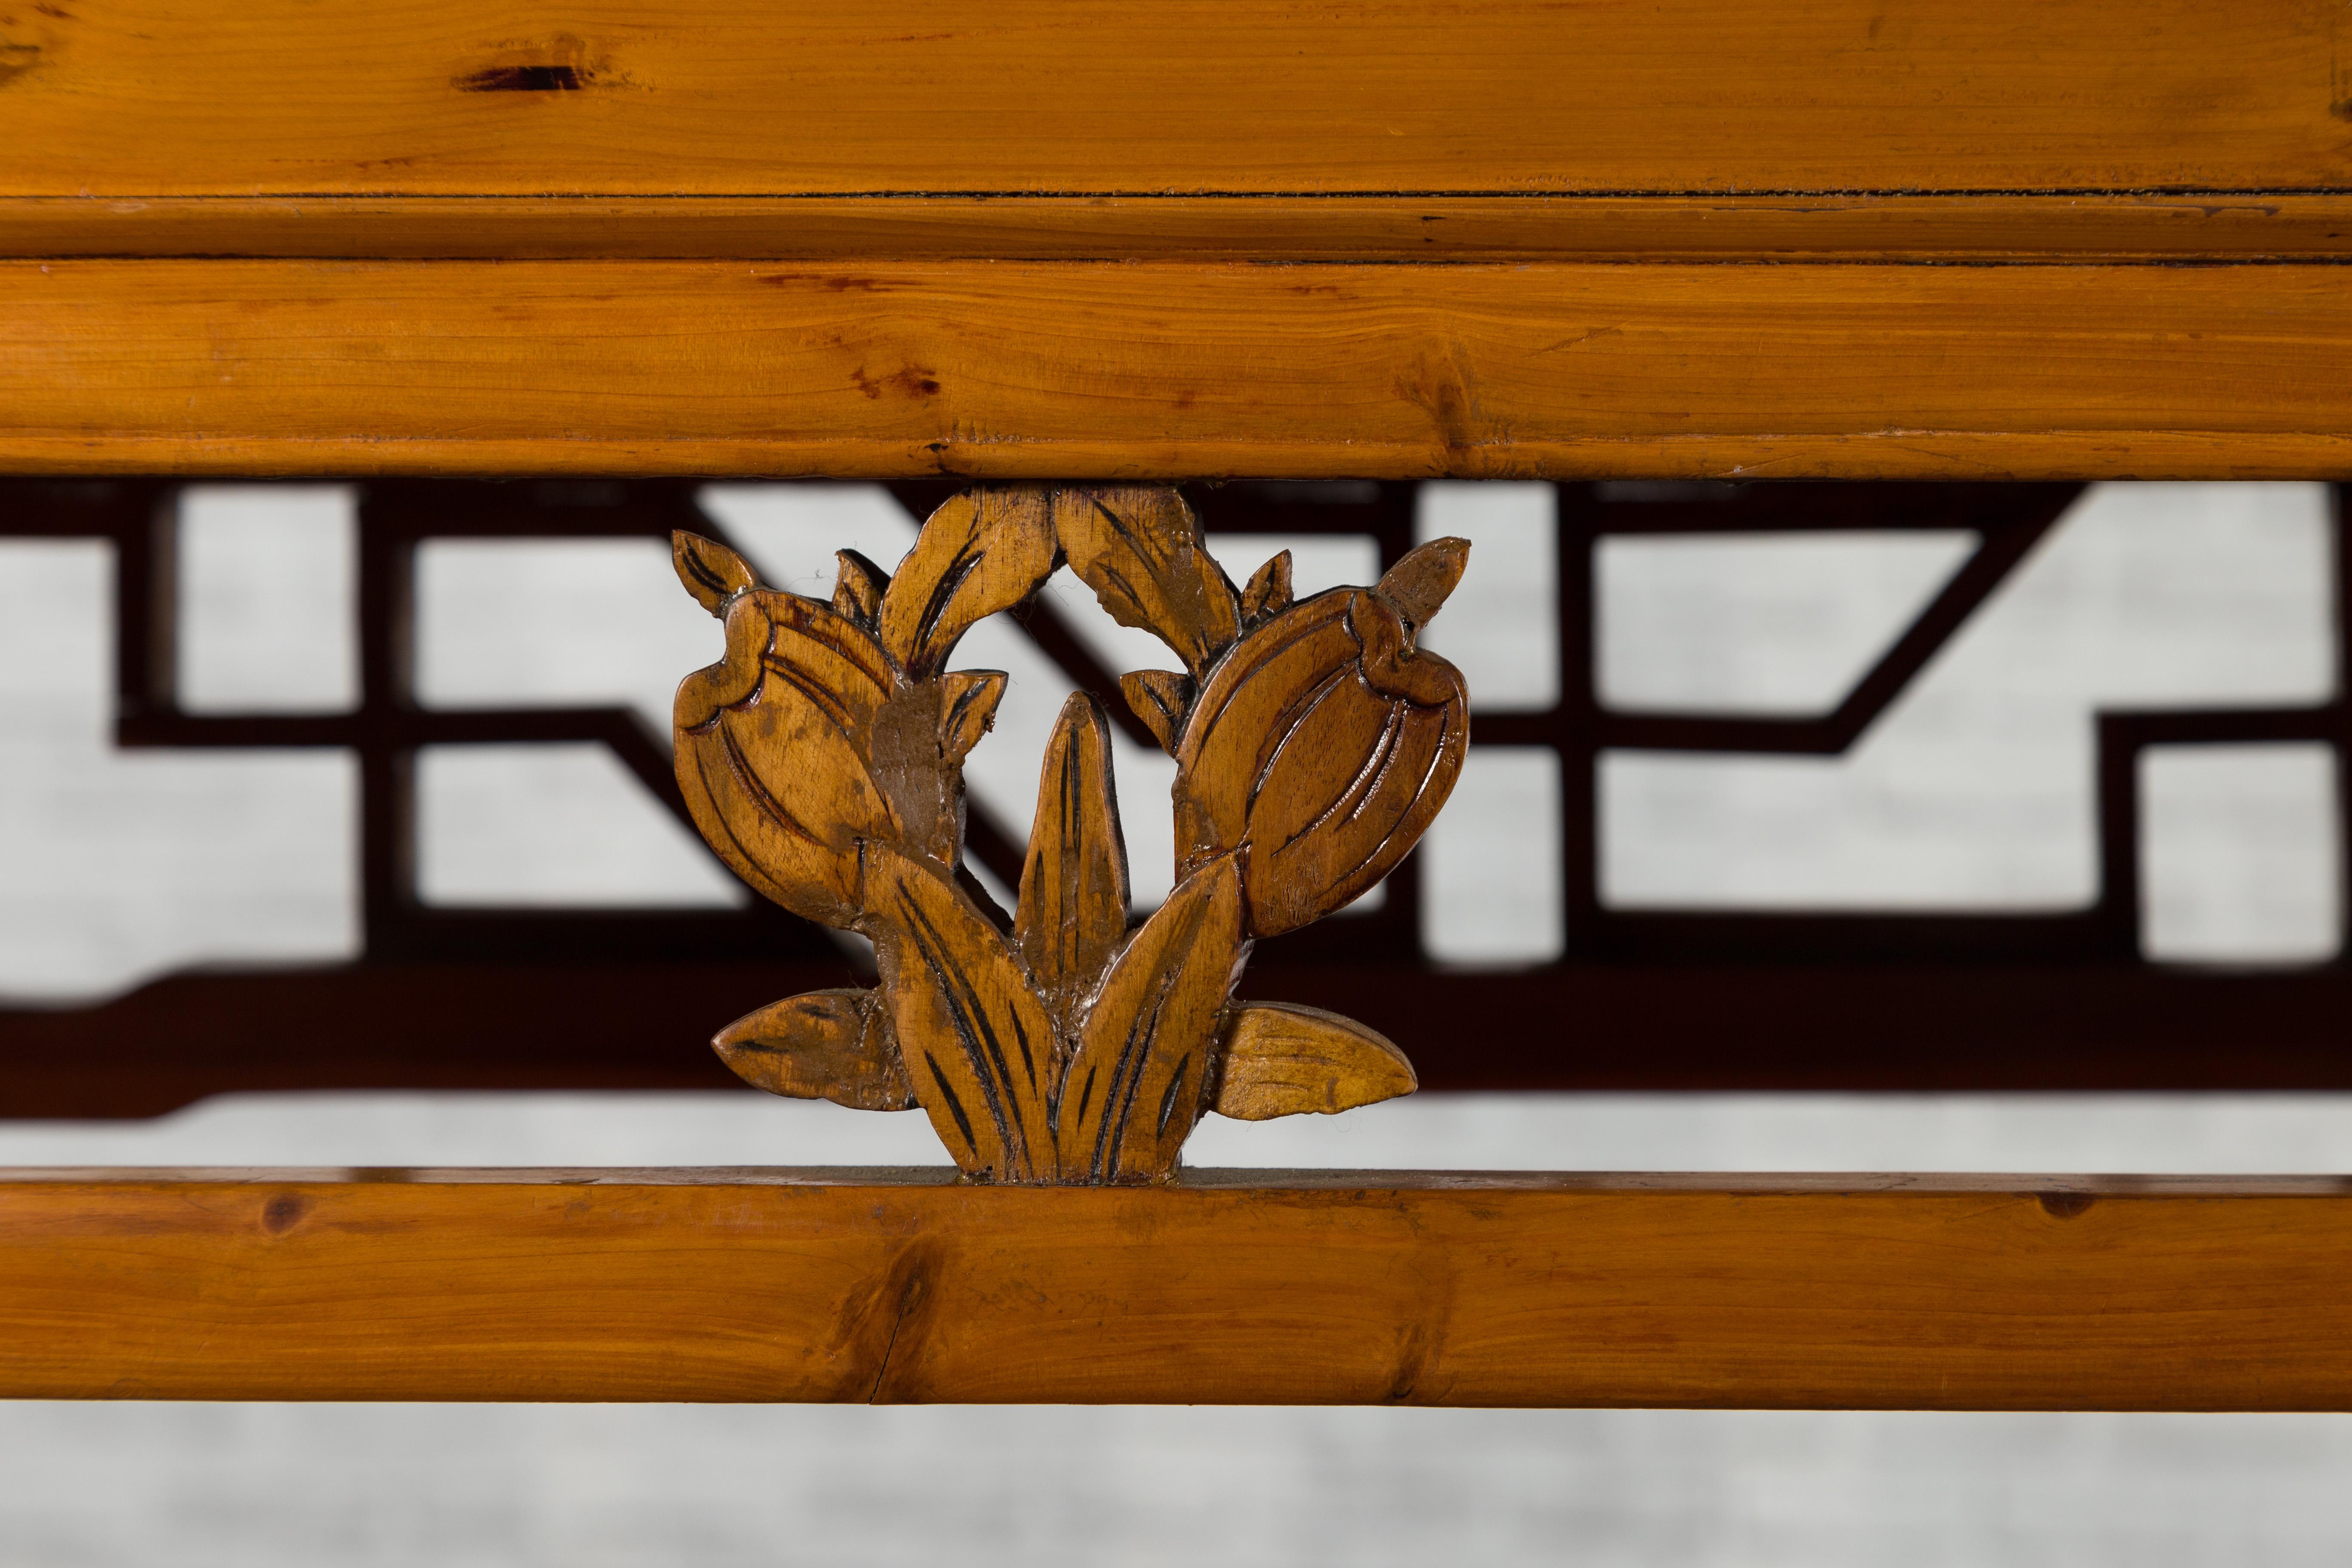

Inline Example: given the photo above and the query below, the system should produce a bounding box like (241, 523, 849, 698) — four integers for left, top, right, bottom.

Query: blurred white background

(0, 481, 2347, 1566)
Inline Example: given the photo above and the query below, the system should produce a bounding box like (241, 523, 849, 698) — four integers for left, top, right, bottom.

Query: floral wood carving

(671, 485, 1470, 1184)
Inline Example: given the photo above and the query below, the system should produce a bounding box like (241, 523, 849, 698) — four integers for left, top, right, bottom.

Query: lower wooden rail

(1, 1170, 2346, 1408)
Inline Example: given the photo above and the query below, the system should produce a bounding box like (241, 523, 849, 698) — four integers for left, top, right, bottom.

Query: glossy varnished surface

(0, 0, 2343, 196)
(3, 1, 2345, 477)
(1, 1169, 2347, 1406)
(5, 260, 2351, 479)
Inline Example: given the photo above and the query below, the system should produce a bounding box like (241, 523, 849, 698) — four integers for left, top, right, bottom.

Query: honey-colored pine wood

(1056, 487, 1242, 679)
(1055, 859, 1245, 1183)
(1015, 694, 1131, 1023)
(1173, 557, 1470, 936)
(674, 487, 1460, 1180)
(711, 990, 915, 1112)
(0, 1, 2342, 199)
(2, 1170, 2348, 1407)
(6, 259, 2350, 480)
(1215, 1004, 1418, 1121)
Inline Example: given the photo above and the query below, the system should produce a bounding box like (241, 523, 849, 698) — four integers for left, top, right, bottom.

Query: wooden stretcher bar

(4, 259, 2350, 480)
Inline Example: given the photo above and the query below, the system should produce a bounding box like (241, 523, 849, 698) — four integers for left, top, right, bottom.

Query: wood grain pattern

(9, 195, 2352, 262)
(0, 1, 2342, 197)
(2, 1170, 2348, 1408)
(7, 259, 2349, 480)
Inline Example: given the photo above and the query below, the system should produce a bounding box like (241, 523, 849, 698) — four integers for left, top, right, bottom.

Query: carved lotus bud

(671, 545, 900, 927)
(1167, 541, 1472, 937)
(669, 486, 1467, 1185)
(669, 494, 1050, 925)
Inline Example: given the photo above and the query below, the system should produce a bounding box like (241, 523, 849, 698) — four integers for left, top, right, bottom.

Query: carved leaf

(1057, 856, 1245, 1184)
(1055, 487, 1241, 677)
(832, 548, 891, 625)
(673, 531, 760, 616)
(1118, 669, 1192, 755)
(674, 593, 897, 925)
(878, 487, 1058, 677)
(939, 671, 1007, 766)
(1240, 550, 1294, 623)
(1016, 694, 1131, 1021)
(866, 679, 959, 867)
(1213, 1002, 1415, 1120)
(866, 843, 1060, 1182)
(1173, 591, 1469, 937)
(713, 989, 916, 1111)
(1374, 536, 1470, 631)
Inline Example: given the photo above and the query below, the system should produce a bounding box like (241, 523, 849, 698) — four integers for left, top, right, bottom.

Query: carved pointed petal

(674, 531, 760, 616)
(879, 487, 1059, 676)
(867, 843, 1060, 1182)
(1055, 487, 1242, 677)
(1057, 856, 1245, 1184)
(1375, 536, 1471, 630)
(832, 548, 891, 624)
(1213, 1002, 1415, 1120)
(939, 671, 1008, 766)
(714, 989, 917, 1111)
(1118, 669, 1192, 756)
(1240, 550, 1294, 622)
(1355, 590, 1468, 707)
(674, 592, 773, 732)
(1015, 693, 1131, 1017)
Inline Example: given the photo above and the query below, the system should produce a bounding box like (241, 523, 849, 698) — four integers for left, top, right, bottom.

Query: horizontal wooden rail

(3, 1170, 2348, 1407)
(6, 260, 2351, 480)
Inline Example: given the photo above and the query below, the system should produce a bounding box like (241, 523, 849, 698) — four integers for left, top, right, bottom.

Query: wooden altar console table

(3, 0, 2351, 1406)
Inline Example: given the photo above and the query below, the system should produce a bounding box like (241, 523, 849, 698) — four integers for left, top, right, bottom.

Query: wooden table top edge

(0, 1167, 2344, 1195)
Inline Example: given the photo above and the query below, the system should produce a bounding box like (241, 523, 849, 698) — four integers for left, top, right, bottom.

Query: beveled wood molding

(4, 1170, 2348, 1407)
(674, 487, 1459, 1182)
(9, 194, 2352, 262)
(6, 260, 2351, 481)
